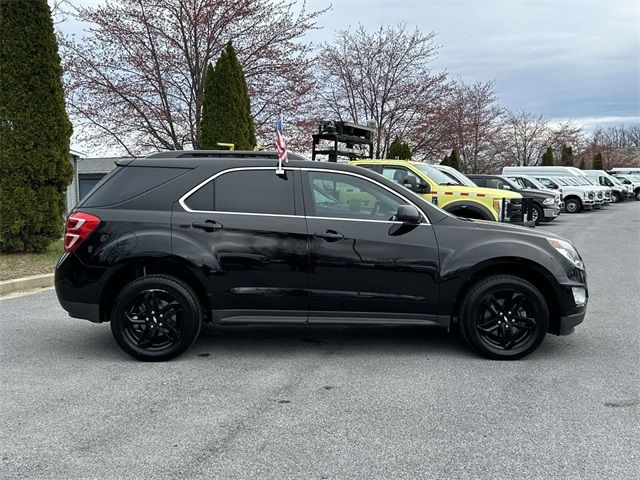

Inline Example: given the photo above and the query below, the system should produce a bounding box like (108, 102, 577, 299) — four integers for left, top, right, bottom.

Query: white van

(584, 170, 633, 202)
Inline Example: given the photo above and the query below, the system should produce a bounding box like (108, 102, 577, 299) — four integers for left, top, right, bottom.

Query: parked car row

(502, 166, 640, 216)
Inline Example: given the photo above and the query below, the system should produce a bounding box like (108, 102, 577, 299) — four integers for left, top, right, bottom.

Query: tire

(636, 190, 640, 201)
(531, 203, 543, 225)
(458, 275, 549, 360)
(564, 198, 582, 214)
(110, 275, 202, 361)
(611, 192, 620, 203)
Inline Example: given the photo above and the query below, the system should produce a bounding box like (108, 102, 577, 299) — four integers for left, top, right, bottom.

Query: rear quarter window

(82, 166, 189, 207)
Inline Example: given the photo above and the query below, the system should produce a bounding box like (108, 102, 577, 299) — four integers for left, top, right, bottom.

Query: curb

(0, 273, 54, 296)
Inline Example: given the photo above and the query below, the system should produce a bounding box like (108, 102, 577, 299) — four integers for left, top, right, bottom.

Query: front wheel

(564, 198, 582, 214)
(110, 275, 202, 361)
(531, 204, 543, 225)
(611, 192, 620, 203)
(458, 275, 549, 360)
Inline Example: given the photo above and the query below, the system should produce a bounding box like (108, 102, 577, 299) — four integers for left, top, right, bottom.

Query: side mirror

(501, 184, 511, 190)
(396, 205, 422, 224)
(402, 174, 418, 190)
(416, 181, 429, 193)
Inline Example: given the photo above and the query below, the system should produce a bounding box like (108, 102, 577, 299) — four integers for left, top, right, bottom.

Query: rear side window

(214, 170, 295, 215)
(83, 166, 189, 207)
(184, 169, 296, 215)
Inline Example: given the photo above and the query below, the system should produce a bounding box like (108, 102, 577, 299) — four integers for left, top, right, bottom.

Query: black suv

(55, 151, 588, 361)
(467, 174, 562, 225)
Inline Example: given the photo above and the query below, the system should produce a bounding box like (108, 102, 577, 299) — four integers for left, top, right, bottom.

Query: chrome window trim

(178, 165, 431, 225)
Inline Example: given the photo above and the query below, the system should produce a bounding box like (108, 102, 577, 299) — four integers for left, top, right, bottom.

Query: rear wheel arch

(99, 257, 211, 323)
(451, 260, 562, 335)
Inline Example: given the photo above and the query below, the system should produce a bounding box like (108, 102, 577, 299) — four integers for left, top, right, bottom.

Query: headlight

(547, 238, 584, 269)
(543, 197, 555, 206)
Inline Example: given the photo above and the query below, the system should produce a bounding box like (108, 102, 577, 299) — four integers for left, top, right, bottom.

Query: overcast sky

(58, 0, 638, 135)
(305, 0, 639, 129)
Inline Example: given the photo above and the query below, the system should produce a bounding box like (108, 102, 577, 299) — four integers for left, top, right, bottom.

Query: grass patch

(0, 239, 64, 281)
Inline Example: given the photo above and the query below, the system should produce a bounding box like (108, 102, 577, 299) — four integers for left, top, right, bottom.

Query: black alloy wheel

(458, 275, 549, 360)
(111, 275, 201, 361)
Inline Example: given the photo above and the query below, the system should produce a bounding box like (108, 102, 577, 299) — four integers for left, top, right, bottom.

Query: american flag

(275, 115, 288, 164)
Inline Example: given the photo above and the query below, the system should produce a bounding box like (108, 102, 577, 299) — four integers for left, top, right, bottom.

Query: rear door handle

(313, 230, 344, 241)
(192, 220, 223, 232)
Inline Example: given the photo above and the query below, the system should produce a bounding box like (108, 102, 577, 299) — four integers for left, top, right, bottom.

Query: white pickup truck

(502, 167, 597, 214)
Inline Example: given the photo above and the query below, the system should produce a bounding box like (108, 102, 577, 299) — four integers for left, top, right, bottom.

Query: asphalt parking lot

(1, 201, 639, 479)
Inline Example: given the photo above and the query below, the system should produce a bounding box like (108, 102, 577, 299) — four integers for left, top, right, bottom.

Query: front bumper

(558, 309, 587, 335)
(543, 207, 560, 218)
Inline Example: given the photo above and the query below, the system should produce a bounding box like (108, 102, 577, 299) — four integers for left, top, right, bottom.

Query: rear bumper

(55, 252, 107, 323)
(58, 299, 100, 323)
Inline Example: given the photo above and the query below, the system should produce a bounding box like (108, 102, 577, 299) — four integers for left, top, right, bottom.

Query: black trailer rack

(312, 121, 375, 162)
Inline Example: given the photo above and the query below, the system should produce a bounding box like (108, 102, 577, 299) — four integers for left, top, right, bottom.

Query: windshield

(521, 176, 546, 189)
(609, 176, 623, 185)
(412, 163, 466, 186)
(497, 176, 522, 190)
(553, 178, 570, 186)
(568, 176, 591, 186)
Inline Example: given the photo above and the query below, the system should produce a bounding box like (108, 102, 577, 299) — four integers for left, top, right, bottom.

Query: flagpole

(275, 114, 285, 175)
(276, 154, 284, 175)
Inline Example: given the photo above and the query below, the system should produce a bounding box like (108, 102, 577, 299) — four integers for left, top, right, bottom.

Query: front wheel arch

(444, 201, 494, 221)
(451, 260, 562, 335)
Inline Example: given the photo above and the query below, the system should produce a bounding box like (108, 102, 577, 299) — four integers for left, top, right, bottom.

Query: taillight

(64, 212, 101, 253)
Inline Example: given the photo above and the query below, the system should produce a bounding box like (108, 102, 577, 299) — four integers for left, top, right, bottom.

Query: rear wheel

(110, 275, 202, 361)
(564, 198, 581, 214)
(458, 275, 549, 360)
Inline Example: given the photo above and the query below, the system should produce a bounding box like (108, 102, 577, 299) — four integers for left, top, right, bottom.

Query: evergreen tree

(578, 158, 586, 170)
(386, 138, 411, 159)
(440, 153, 450, 166)
(0, 0, 73, 252)
(199, 41, 256, 150)
(449, 148, 461, 170)
(540, 146, 553, 166)
(593, 152, 604, 170)
(560, 145, 574, 166)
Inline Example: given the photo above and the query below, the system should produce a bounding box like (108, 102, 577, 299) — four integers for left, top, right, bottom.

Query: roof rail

(145, 150, 309, 161)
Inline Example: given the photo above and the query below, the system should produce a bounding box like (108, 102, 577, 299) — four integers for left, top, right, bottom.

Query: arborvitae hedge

(386, 138, 411, 159)
(578, 158, 586, 169)
(593, 153, 604, 170)
(561, 145, 574, 166)
(0, 0, 73, 252)
(540, 146, 554, 166)
(448, 148, 461, 171)
(199, 41, 256, 150)
(440, 153, 450, 166)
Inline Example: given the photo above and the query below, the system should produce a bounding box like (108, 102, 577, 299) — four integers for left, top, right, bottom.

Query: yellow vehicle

(349, 159, 525, 223)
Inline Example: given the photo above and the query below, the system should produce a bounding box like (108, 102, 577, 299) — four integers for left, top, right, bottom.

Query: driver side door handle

(313, 230, 344, 241)
(192, 220, 223, 232)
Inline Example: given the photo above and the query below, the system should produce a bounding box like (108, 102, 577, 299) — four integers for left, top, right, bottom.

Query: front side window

(306, 171, 407, 221)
